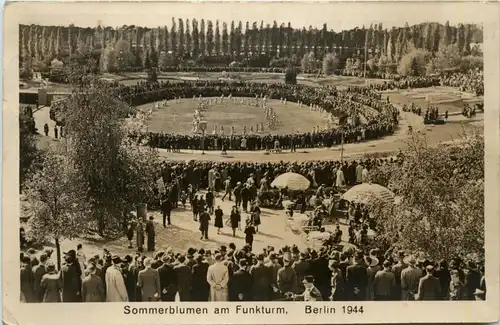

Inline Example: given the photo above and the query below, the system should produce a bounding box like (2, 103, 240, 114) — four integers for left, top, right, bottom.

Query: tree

(426, 44, 462, 74)
(322, 52, 338, 75)
(300, 51, 315, 73)
(63, 77, 158, 236)
(170, 18, 177, 55)
(114, 39, 134, 72)
(222, 22, 229, 55)
(206, 20, 214, 55)
(397, 48, 431, 76)
(100, 42, 117, 73)
(199, 19, 206, 55)
(20, 52, 34, 79)
(178, 18, 185, 55)
(185, 19, 192, 55)
(215, 20, 221, 54)
(371, 134, 484, 261)
(19, 106, 41, 188)
(192, 19, 199, 57)
(24, 151, 85, 269)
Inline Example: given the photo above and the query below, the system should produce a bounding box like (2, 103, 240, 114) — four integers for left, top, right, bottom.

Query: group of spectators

(440, 69, 484, 96)
(118, 80, 399, 151)
(21, 238, 486, 302)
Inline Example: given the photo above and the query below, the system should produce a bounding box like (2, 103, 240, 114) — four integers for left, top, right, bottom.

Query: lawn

(142, 97, 332, 135)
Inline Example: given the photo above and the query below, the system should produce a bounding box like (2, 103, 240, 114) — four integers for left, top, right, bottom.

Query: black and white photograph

(4, 1, 500, 324)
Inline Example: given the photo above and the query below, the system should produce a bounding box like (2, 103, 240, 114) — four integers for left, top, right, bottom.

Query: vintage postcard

(3, 1, 499, 324)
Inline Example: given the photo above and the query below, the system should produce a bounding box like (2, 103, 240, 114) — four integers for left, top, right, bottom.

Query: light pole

(199, 120, 207, 155)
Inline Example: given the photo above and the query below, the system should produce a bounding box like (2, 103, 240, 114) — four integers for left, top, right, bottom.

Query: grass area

(143, 97, 331, 136)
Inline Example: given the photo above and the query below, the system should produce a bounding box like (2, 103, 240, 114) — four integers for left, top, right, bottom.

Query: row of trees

(21, 76, 159, 268)
(20, 20, 482, 71)
(370, 133, 484, 262)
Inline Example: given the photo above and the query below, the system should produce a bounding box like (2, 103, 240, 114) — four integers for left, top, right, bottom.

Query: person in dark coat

(244, 219, 256, 249)
(43, 123, 49, 136)
(161, 199, 173, 227)
(241, 185, 250, 212)
(228, 259, 253, 301)
(158, 255, 177, 301)
(345, 252, 368, 301)
(199, 209, 211, 240)
(191, 255, 210, 301)
(250, 253, 272, 301)
(20, 256, 35, 302)
(229, 206, 241, 237)
(32, 253, 48, 302)
(122, 255, 137, 301)
(61, 250, 82, 302)
(174, 256, 193, 301)
(145, 216, 156, 252)
(191, 195, 199, 221)
(136, 220, 145, 252)
(464, 261, 481, 300)
(126, 222, 135, 249)
(206, 190, 215, 214)
(417, 265, 441, 300)
(54, 126, 58, 139)
(214, 206, 224, 234)
(249, 202, 261, 232)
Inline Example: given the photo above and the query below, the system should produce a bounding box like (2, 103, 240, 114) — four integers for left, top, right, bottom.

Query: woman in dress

(214, 205, 224, 234)
(229, 206, 241, 237)
(244, 218, 256, 249)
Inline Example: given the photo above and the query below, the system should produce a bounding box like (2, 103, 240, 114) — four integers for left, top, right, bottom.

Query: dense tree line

(19, 21, 482, 73)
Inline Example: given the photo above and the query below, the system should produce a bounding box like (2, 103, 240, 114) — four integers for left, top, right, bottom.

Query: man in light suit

(105, 255, 128, 302)
(137, 258, 161, 302)
(417, 265, 441, 300)
(207, 253, 229, 302)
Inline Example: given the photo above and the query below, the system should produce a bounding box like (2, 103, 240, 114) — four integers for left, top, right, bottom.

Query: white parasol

(341, 183, 395, 205)
(271, 172, 310, 191)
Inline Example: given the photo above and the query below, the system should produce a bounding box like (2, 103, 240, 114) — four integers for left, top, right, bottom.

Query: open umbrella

(341, 183, 395, 205)
(271, 172, 310, 191)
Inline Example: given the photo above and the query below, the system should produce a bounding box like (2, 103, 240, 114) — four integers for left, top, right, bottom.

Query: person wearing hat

(137, 257, 161, 301)
(105, 255, 128, 302)
(416, 265, 440, 300)
(365, 255, 379, 300)
(373, 260, 396, 301)
(244, 218, 256, 249)
(121, 255, 136, 301)
(277, 252, 298, 296)
(294, 275, 323, 301)
(329, 259, 344, 301)
(192, 254, 210, 301)
(40, 262, 62, 302)
(135, 219, 145, 252)
(158, 254, 178, 302)
(61, 250, 82, 302)
(228, 259, 252, 301)
(199, 208, 211, 240)
(174, 255, 193, 301)
(229, 206, 241, 237)
(222, 176, 232, 202)
(20, 256, 35, 302)
(345, 251, 368, 301)
(250, 253, 272, 301)
(233, 182, 243, 208)
(214, 205, 224, 234)
(401, 255, 423, 300)
(32, 253, 48, 302)
(207, 253, 230, 301)
(465, 261, 481, 300)
(145, 216, 156, 252)
(81, 264, 105, 302)
(391, 250, 407, 300)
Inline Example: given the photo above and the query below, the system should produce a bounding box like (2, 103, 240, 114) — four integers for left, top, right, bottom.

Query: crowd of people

(121, 80, 399, 151)
(440, 69, 484, 96)
(21, 237, 486, 303)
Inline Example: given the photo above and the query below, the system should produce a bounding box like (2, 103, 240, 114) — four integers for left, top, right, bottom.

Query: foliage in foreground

(370, 133, 484, 262)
